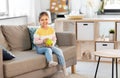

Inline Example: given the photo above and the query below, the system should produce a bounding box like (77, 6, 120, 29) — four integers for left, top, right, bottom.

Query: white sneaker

(48, 61, 58, 67)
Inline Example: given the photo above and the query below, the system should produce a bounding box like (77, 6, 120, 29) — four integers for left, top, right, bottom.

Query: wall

(8, 0, 51, 25)
(38, 0, 101, 18)
(8, 0, 41, 25)
(40, 0, 50, 12)
(8, 0, 101, 25)
(69, 0, 100, 16)
(5, 0, 120, 25)
(9, 0, 30, 16)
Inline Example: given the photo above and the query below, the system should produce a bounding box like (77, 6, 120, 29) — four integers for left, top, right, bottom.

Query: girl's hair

(39, 12, 49, 21)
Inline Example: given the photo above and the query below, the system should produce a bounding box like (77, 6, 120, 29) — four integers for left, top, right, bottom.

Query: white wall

(40, 0, 50, 12)
(32, 0, 41, 25)
(9, 0, 41, 25)
(9, 0, 116, 25)
(8, 0, 101, 25)
(38, 0, 101, 17)
(69, 0, 100, 15)
(8, 0, 51, 25)
(9, 0, 30, 16)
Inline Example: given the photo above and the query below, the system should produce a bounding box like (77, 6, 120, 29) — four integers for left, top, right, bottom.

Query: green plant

(97, 0, 104, 14)
(109, 29, 115, 33)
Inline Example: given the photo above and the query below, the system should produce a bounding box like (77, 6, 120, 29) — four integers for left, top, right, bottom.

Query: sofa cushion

(3, 46, 76, 78)
(3, 50, 47, 78)
(1, 25, 31, 51)
(0, 26, 10, 50)
(28, 26, 39, 50)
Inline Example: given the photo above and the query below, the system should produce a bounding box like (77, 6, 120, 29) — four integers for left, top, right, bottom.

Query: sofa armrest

(56, 32, 76, 46)
(0, 49, 3, 78)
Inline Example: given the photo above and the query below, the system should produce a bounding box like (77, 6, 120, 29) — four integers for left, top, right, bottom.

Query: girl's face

(39, 15, 49, 28)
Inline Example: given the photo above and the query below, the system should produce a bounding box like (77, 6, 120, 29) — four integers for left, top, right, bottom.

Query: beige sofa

(0, 25, 77, 78)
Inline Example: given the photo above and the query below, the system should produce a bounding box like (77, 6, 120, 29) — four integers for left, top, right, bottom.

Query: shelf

(77, 40, 94, 42)
(55, 18, 120, 61)
(95, 38, 115, 43)
(95, 41, 115, 43)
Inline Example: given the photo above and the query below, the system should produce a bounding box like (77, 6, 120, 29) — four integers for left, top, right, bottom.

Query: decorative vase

(109, 33, 114, 41)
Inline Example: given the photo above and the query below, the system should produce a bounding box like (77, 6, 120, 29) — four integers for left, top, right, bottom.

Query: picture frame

(50, 0, 69, 13)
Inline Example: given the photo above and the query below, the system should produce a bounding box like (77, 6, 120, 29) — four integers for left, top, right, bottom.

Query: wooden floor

(67, 61, 120, 78)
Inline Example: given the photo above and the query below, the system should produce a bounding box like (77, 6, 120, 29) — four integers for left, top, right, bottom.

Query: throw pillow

(1, 25, 31, 51)
(28, 26, 39, 50)
(0, 45, 15, 60)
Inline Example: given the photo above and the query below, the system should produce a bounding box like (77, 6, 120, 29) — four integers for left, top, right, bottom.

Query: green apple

(45, 39, 53, 47)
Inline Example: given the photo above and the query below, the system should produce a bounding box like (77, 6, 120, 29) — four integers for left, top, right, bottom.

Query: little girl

(33, 12, 67, 76)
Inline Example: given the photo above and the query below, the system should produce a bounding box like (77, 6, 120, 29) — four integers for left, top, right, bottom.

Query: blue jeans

(35, 46, 65, 66)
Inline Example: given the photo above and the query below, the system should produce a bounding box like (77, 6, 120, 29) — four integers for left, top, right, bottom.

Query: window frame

(0, 0, 9, 16)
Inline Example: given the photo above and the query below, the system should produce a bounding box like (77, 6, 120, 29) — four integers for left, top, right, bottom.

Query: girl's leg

(51, 46, 68, 76)
(35, 46, 58, 67)
(35, 46, 52, 62)
(51, 46, 65, 65)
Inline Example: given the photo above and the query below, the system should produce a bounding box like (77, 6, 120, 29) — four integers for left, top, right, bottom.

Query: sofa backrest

(0, 25, 76, 51)
(1, 25, 31, 51)
(0, 26, 10, 50)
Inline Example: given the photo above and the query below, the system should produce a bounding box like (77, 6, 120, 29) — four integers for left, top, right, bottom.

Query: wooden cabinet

(55, 18, 120, 61)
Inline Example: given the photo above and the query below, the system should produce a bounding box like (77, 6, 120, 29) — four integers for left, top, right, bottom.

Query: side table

(93, 49, 120, 78)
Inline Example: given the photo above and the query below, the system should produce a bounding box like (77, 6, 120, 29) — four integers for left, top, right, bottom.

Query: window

(0, 0, 9, 16)
(104, 0, 120, 13)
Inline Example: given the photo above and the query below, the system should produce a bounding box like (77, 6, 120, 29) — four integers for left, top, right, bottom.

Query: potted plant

(109, 29, 115, 41)
(109, 29, 115, 34)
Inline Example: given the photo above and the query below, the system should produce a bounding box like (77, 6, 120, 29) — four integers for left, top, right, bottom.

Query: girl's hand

(43, 38, 48, 43)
